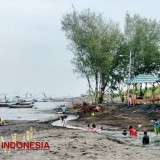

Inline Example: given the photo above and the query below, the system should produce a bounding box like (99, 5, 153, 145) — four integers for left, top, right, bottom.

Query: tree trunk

(98, 73, 106, 104)
(95, 72, 98, 104)
(86, 75, 94, 104)
(98, 87, 105, 103)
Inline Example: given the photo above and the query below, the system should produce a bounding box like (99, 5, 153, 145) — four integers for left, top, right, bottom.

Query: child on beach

(122, 130, 127, 136)
(63, 118, 67, 127)
(92, 124, 97, 133)
(153, 118, 159, 135)
(128, 95, 132, 107)
(61, 117, 67, 127)
(129, 126, 137, 137)
(142, 131, 149, 145)
(86, 124, 90, 132)
(98, 127, 103, 133)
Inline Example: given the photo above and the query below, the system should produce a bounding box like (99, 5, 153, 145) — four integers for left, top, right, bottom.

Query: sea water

(0, 101, 70, 121)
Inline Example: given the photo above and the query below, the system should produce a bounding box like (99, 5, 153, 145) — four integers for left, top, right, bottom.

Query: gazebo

(125, 74, 160, 105)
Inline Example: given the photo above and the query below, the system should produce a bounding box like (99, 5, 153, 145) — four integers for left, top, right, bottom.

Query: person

(61, 105, 67, 114)
(129, 126, 137, 137)
(153, 118, 159, 135)
(61, 117, 67, 127)
(0, 118, 6, 125)
(63, 117, 67, 127)
(98, 127, 103, 133)
(61, 117, 64, 124)
(92, 124, 97, 133)
(122, 130, 127, 136)
(86, 124, 90, 132)
(142, 131, 149, 145)
(128, 95, 132, 107)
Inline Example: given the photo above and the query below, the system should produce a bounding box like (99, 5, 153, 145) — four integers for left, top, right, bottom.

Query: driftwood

(72, 102, 105, 113)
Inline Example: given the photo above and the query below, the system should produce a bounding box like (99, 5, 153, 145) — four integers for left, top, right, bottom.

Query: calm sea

(0, 102, 70, 120)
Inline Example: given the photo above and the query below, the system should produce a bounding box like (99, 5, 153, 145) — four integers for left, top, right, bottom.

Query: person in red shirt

(129, 126, 138, 137)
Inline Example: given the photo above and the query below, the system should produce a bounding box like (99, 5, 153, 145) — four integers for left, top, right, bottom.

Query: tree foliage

(61, 9, 123, 103)
(61, 9, 160, 103)
(124, 13, 160, 76)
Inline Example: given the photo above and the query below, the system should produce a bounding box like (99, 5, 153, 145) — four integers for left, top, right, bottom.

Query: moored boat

(0, 103, 9, 107)
(8, 104, 33, 108)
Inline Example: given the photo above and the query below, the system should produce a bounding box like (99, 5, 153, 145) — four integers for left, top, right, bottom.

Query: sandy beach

(0, 103, 160, 160)
(0, 121, 160, 160)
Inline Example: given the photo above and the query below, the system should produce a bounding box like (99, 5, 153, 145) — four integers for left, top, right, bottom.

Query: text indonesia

(1, 142, 50, 149)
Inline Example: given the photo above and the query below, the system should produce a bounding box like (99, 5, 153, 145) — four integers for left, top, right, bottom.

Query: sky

(0, 0, 160, 98)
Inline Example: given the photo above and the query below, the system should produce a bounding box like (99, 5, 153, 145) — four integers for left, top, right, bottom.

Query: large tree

(124, 13, 160, 77)
(61, 9, 123, 103)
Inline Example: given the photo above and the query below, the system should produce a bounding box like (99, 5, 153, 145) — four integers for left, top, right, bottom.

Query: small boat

(0, 100, 11, 107)
(0, 103, 9, 107)
(8, 104, 33, 108)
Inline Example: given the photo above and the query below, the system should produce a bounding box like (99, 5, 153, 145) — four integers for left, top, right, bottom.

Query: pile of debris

(72, 102, 105, 113)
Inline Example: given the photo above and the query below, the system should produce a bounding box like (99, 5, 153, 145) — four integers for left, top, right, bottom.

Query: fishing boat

(0, 100, 11, 107)
(8, 104, 33, 108)
(0, 103, 9, 107)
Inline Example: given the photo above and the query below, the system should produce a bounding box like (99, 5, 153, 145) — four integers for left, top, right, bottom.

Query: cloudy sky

(0, 0, 160, 98)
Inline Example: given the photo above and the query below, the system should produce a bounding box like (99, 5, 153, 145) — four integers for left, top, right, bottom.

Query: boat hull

(0, 103, 9, 107)
(8, 104, 33, 108)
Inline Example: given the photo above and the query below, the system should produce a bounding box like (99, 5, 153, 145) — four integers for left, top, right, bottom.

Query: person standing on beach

(61, 117, 67, 127)
(153, 118, 159, 135)
(62, 105, 67, 114)
(129, 126, 137, 137)
(128, 95, 132, 107)
(142, 131, 149, 145)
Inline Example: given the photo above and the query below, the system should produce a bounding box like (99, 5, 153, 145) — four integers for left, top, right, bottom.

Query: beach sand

(0, 120, 160, 160)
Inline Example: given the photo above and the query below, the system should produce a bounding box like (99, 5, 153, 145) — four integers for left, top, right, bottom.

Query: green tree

(61, 9, 123, 103)
(124, 13, 160, 77)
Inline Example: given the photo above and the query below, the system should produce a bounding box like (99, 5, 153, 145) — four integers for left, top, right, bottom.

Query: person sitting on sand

(122, 130, 127, 136)
(142, 131, 149, 145)
(86, 124, 90, 132)
(92, 124, 97, 133)
(129, 126, 137, 137)
(153, 118, 159, 135)
(0, 118, 6, 125)
(98, 127, 103, 133)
